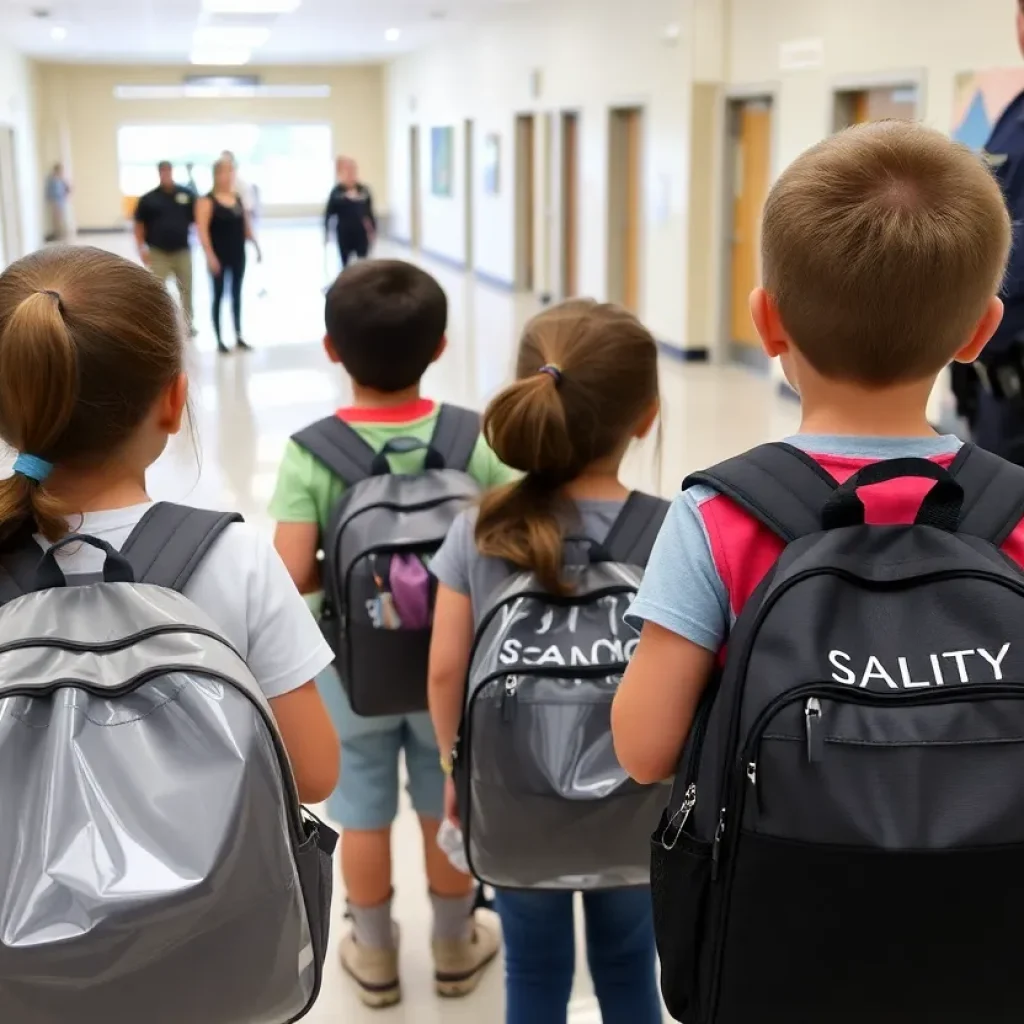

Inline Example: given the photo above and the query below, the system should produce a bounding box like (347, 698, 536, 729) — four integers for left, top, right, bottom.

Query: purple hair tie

(538, 364, 563, 386)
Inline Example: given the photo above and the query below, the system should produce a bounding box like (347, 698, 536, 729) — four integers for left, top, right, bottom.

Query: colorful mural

(952, 68, 1024, 150)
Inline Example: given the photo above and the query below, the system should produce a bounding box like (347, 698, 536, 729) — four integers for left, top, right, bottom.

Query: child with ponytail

(427, 299, 664, 1024)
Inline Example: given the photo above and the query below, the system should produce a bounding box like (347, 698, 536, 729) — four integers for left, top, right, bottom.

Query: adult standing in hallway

(324, 157, 376, 268)
(964, 0, 1024, 461)
(44, 163, 71, 242)
(134, 161, 196, 332)
(196, 157, 261, 354)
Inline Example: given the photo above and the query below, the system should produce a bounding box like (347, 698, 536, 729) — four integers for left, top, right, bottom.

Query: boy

(611, 120, 1017, 781)
(270, 260, 510, 1007)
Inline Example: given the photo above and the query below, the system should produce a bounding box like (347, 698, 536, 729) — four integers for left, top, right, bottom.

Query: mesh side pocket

(650, 812, 712, 1023)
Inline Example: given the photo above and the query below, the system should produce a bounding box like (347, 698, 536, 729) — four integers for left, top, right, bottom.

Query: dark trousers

(211, 250, 246, 345)
(338, 231, 369, 268)
(493, 887, 661, 1024)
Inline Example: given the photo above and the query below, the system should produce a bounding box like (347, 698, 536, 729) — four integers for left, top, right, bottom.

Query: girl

(196, 158, 261, 354)
(0, 244, 338, 803)
(427, 299, 663, 1024)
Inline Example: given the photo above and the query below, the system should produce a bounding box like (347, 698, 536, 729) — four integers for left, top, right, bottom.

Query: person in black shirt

(324, 157, 376, 268)
(134, 161, 196, 331)
(196, 158, 262, 354)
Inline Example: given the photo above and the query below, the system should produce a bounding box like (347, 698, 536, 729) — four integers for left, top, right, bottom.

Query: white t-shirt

(236, 177, 256, 213)
(34, 503, 333, 700)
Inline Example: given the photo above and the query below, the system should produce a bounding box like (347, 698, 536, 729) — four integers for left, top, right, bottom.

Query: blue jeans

(494, 887, 661, 1024)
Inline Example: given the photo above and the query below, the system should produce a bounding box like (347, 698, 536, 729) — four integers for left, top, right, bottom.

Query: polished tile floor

(88, 222, 799, 1023)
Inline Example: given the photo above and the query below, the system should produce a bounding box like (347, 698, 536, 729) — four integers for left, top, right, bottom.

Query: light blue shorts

(315, 667, 445, 831)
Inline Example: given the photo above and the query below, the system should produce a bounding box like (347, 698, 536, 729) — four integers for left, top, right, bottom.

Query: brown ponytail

(475, 299, 659, 594)
(0, 245, 185, 541)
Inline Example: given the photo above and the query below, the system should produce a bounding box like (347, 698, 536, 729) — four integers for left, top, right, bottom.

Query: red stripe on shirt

(337, 398, 436, 423)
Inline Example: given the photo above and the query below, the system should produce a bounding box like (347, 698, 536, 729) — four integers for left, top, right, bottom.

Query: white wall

(386, 0, 695, 348)
(728, 0, 1021, 172)
(0, 43, 41, 257)
(726, 0, 1023, 405)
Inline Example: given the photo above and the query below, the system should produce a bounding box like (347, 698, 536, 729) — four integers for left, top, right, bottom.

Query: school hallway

(89, 220, 799, 1023)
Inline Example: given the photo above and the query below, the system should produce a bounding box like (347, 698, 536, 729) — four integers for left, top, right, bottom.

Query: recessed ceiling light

(193, 26, 271, 49)
(201, 0, 300, 12)
(49, 25, 67, 41)
(190, 48, 252, 66)
(384, 27, 401, 42)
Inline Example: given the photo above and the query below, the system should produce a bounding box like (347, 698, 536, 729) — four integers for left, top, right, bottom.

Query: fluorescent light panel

(201, 0, 300, 11)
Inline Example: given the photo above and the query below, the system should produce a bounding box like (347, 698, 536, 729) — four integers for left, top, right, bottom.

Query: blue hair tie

(13, 454, 53, 484)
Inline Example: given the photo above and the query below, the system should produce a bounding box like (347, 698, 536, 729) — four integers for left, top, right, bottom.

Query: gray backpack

(453, 492, 672, 890)
(0, 504, 337, 1024)
(292, 405, 481, 717)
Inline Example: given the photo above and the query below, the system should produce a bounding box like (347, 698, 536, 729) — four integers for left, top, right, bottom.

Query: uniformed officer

(968, 0, 1024, 462)
(133, 161, 196, 332)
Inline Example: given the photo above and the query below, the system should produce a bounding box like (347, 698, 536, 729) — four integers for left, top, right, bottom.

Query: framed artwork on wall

(431, 126, 454, 196)
(952, 68, 1024, 150)
(483, 132, 501, 195)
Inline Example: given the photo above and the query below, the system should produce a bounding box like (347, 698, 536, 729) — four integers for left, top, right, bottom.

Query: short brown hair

(761, 120, 1011, 385)
(325, 259, 446, 392)
(0, 246, 185, 541)
(476, 300, 659, 594)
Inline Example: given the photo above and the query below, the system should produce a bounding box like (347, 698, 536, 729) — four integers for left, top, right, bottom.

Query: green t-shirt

(269, 403, 515, 534)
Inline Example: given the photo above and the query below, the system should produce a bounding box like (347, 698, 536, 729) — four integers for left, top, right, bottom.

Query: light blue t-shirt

(626, 434, 963, 653)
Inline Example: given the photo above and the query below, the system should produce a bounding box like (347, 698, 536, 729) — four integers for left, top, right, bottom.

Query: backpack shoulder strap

(602, 492, 671, 567)
(120, 503, 243, 592)
(291, 416, 377, 485)
(430, 404, 481, 473)
(949, 443, 1024, 546)
(683, 442, 838, 543)
(0, 526, 43, 606)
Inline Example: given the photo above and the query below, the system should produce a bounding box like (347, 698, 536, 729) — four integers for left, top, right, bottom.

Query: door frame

(409, 124, 422, 249)
(606, 105, 645, 313)
(717, 85, 778, 367)
(829, 70, 926, 134)
(514, 112, 536, 292)
(558, 109, 581, 300)
(0, 128, 22, 266)
(464, 118, 475, 269)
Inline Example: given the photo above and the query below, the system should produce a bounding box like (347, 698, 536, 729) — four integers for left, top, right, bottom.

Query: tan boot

(432, 908, 502, 998)
(339, 928, 401, 1009)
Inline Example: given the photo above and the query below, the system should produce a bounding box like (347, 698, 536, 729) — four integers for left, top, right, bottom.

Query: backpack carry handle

(35, 534, 135, 590)
(821, 458, 964, 532)
(371, 437, 446, 475)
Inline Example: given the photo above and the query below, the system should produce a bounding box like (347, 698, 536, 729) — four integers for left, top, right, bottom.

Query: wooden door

(622, 108, 642, 312)
(729, 101, 771, 347)
(464, 119, 474, 268)
(409, 125, 421, 248)
(516, 114, 535, 290)
(561, 112, 578, 297)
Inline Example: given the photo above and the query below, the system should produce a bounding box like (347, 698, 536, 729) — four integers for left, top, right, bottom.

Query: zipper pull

(502, 677, 519, 722)
(662, 783, 697, 850)
(746, 761, 763, 815)
(805, 697, 824, 763)
(711, 809, 726, 880)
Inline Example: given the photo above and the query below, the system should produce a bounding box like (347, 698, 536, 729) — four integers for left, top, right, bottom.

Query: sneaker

(339, 928, 401, 1009)
(235, 338, 252, 351)
(432, 908, 501, 998)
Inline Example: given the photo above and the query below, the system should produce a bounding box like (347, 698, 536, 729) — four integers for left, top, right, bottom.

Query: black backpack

(455, 492, 670, 889)
(651, 442, 1024, 1024)
(291, 404, 481, 717)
